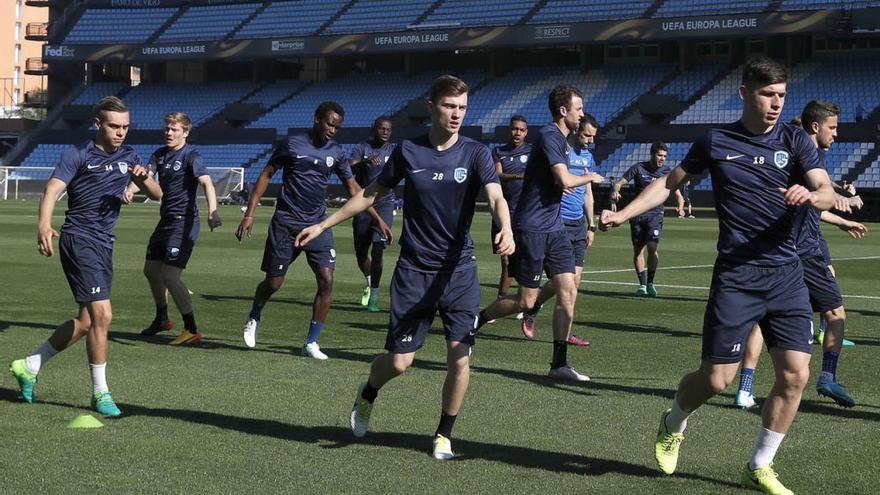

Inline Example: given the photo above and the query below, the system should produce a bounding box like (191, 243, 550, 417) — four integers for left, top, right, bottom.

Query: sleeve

(792, 128, 823, 174)
(621, 164, 637, 183)
(679, 133, 712, 175)
(333, 148, 353, 182)
(147, 151, 159, 174)
(190, 151, 208, 178)
(491, 146, 501, 164)
(267, 139, 292, 167)
(377, 143, 405, 189)
(542, 131, 569, 167)
(475, 145, 499, 186)
(586, 151, 594, 173)
(50, 146, 81, 184)
(349, 143, 365, 164)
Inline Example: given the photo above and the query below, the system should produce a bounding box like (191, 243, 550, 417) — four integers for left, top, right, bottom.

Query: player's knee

(518, 292, 537, 311)
(825, 306, 845, 323)
(391, 355, 413, 375)
(265, 276, 284, 292)
(91, 310, 112, 330)
(316, 272, 333, 294)
(779, 367, 809, 393)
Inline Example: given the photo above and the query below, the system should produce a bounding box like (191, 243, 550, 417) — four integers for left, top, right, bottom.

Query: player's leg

(163, 223, 201, 345)
(644, 217, 663, 296)
(366, 242, 385, 312)
(141, 223, 174, 335)
(544, 230, 587, 380)
(735, 323, 763, 410)
(353, 214, 372, 307)
(84, 299, 121, 416)
(301, 229, 337, 359)
(477, 231, 542, 335)
(565, 221, 590, 346)
(498, 254, 514, 297)
(566, 265, 590, 347)
(243, 217, 295, 348)
(631, 219, 648, 295)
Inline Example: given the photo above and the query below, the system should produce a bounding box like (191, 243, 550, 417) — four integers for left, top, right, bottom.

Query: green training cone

(67, 414, 104, 429)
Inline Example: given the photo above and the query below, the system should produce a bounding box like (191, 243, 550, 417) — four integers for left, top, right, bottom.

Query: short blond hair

(164, 112, 192, 132)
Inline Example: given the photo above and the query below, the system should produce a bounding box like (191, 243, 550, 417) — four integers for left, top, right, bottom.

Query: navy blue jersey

(492, 142, 531, 214)
(680, 121, 824, 265)
(148, 143, 208, 218)
(561, 146, 593, 221)
(51, 140, 140, 247)
(513, 124, 570, 233)
(270, 133, 351, 226)
(621, 161, 673, 217)
(377, 135, 499, 272)
(791, 149, 826, 257)
(351, 140, 396, 206)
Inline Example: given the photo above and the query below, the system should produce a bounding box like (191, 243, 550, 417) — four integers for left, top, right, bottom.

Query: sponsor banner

(44, 11, 838, 62)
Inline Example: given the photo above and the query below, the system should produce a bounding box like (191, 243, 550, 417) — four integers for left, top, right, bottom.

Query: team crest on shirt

(384, 156, 390, 163)
(117, 162, 129, 174)
(520, 155, 528, 163)
(454, 167, 468, 183)
(326, 156, 335, 168)
(173, 160, 182, 171)
(773, 151, 789, 168)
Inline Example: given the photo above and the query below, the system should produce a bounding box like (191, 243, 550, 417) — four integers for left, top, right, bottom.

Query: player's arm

(345, 177, 393, 244)
(235, 161, 279, 242)
(198, 174, 222, 231)
(601, 165, 693, 230)
(584, 183, 595, 247)
(37, 178, 67, 257)
(780, 167, 835, 211)
(820, 210, 868, 239)
(295, 180, 391, 247)
(485, 182, 514, 255)
(130, 165, 162, 200)
(495, 160, 523, 181)
(674, 188, 685, 217)
(610, 177, 628, 201)
(552, 163, 603, 189)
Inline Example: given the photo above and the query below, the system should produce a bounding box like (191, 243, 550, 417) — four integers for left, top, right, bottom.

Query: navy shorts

(630, 215, 663, 247)
(145, 215, 200, 269)
(385, 262, 479, 353)
(802, 254, 844, 313)
(509, 230, 575, 288)
(702, 260, 813, 363)
(352, 202, 393, 249)
(59, 232, 113, 304)
(261, 214, 335, 276)
(817, 235, 832, 266)
(563, 217, 588, 268)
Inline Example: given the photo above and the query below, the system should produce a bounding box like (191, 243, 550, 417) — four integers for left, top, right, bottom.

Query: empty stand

(158, 3, 262, 43)
(64, 8, 177, 44)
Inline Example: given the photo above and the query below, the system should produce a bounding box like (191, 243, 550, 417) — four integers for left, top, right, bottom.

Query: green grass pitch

(1, 201, 878, 494)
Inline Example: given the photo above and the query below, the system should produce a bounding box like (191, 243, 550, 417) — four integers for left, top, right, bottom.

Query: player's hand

(599, 209, 622, 231)
(676, 207, 685, 218)
(839, 221, 867, 239)
(37, 225, 59, 257)
(776, 185, 814, 207)
(129, 164, 149, 181)
(848, 195, 864, 210)
(235, 216, 253, 242)
(843, 182, 857, 196)
(208, 210, 222, 231)
(368, 154, 381, 165)
(377, 219, 394, 245)
(832, 195, 853, 214)
(294, 224, 324, 248)
(123, 188, 134, 204)
(611, 191, 621, 202)
(493, 228, 515, 256)
(588, 173, 604, 184)
(586, 230, 594, 248)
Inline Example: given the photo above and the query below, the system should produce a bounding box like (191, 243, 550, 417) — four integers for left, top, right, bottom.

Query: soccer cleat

(350, 383, 373, 437)
(360, 286, 370, 307)
(432, 434, 454, 460)
(654, 409, 684, 475)
(242, 318, 259, 348)
(9, 359, 37, 403)
(367, 300, 381, 313)
(567, 334, 591, 347)
(169, 330, 202, 346)
(735, 390, 759, 410)
(302, 342, 328, 360)
(635, 285, 648, 296)
(548, 365, 590, 382)
(91, 391, 122, 417)
(521, 313, 536, 339)
(140, 319, 173, 336)
(646, 284, 658, 297)
(816, 375, 855, 408)
(741, 463, 794, 495)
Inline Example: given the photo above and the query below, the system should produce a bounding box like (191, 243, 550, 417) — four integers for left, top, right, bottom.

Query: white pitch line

(583, 279, 880, 300)
(832, 255, 880, 261)
(582, 256, 880, 276)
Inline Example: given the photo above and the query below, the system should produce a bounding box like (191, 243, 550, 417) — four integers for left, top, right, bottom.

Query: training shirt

(51, 140, 140, 247)
(377, 134, 499, 272)
(148, 143, 208, 218)
(680, 121, 824, 265)
(621, 160, 673, 218)
(269, 133, 350, 226)
(513, 124, 570, 233)
(492, 142, 531, 214)
(561, 146, 594, 221)
(791, 148, 826, 258)
(351, 140, 396, 207)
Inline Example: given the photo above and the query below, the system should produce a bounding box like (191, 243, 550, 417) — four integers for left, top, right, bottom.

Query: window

(16, 0, 23, 20)
(15, 22, 21, 41)
(14, 67, 20, 86)
(15, 44, 21, 64)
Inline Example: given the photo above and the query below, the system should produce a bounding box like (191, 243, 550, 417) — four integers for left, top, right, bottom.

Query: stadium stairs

(145, 5, 189, 44)
(661, 65, 737, 126)
(315, 0, 360, 36)
(599, 67, 683, 139)
(642, 0, 668, 18)
(844, 146, 880, 185)
(409, 0, 447, 27)
(519, 1, 551, 24)
(224, 1, 272, 41)
(46, 1, 88, 44)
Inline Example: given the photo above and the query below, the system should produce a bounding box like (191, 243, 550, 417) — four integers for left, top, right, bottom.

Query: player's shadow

(107, 330, 308, 356)
(0, 320, 57, 333)
(199, 293, 365, 313)
(797, 399, 880, 422)
(581, 320, 701, 339)
(581, 288, 707, 304)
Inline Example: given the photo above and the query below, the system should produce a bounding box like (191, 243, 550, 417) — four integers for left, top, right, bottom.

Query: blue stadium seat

(64, 8, 177, 44)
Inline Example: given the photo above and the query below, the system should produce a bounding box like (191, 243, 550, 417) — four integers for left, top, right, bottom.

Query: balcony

(25, 58, 48, 75)
(24, 89, 49, 108)
(25, 0, 52, 6)
(25, 23, 49, 41)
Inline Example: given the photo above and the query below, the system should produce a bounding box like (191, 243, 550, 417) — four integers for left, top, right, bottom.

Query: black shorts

(630, 215, 663, 247)
(385, 261, 479, 353)
(701, 260, 813, 364)
(802, 253, 844, 313)
(817, 235, 832, 266)
(352, 202, 394, 249)
(509, 230, 575, 289)
(59, 232, 113, 304)
(563, 217, 588, 268)
(145, 215, 200, 269)
(261, 214, 336, 276)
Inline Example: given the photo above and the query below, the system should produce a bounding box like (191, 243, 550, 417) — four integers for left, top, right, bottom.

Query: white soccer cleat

(516, 312, 524, 320)
(302, 342, 328, 360)
(548, 365, 590, 382)
(242, 318, 259, 348)
(432, 434, 454, 460)
(350, 383, 372, 437)
(735, 390, 758, 410)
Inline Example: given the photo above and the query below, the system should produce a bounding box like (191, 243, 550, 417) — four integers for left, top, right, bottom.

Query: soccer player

(601, 57, 836, 494)
(9, 96, 162, 417)
(350, 116, 395, 312)
(492, 115, 530, 299)
(519, 114, 600, 346)
(295, 75, 514, 460)
(135, 112, 222, 345)
(676, 180, 694, 218)
(236, 102, 385, 360)
(475, 86, 603, 382)
(610, 142, 682, 296)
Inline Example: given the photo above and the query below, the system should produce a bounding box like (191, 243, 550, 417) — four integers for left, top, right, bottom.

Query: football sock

(738, 368, 755, 394)
(248, 302, 264, 321)
(182, 312, 197, 332)
(435, 412, 457, 439)
(90, 362, 109, 394)
(665, 396, 691, 434)
(25, 341, 58, 374)
(365, 275, 371, 287)
(369, 288, 379, 303)
(156, 305, 168, 323)
(749, 428, 785, 470)
(822, 351, 839, 381)
(637, 270, 647, 286)
(362, 381, 379, 403)
(306, 320, 324, 344)
(647, 270, 656, 285)
(551, 340, 567, 368)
